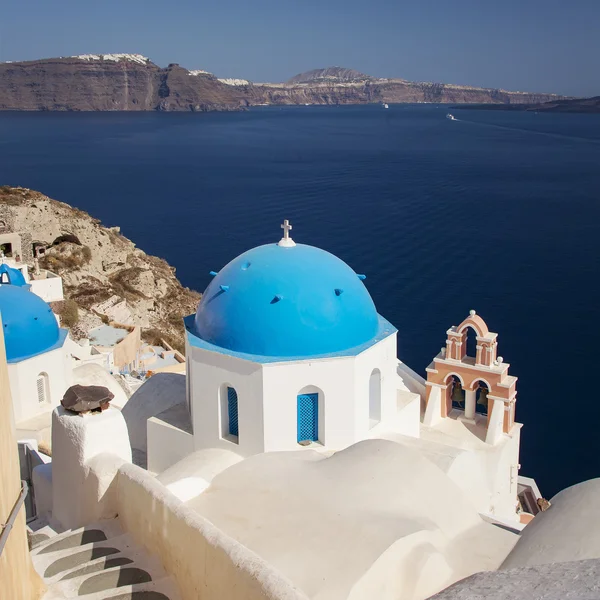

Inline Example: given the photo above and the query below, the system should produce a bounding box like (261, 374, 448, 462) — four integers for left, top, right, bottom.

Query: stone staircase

(29, 518, 180, 600)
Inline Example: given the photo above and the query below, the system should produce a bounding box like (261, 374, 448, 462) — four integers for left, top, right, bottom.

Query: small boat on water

(446, 113, 457, 120)
(383, 103, 389, 109)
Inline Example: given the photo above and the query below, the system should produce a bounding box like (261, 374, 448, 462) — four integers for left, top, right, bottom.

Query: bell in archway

(451, 380, 464, 407)
(477, 386, 489, 412)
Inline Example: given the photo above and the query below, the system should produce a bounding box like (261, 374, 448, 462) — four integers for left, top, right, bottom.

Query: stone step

(32, 519, 124, 558)
(35, 532, 137, 580)
(33, 519, 180, 600)
(41, 576, 178, 599)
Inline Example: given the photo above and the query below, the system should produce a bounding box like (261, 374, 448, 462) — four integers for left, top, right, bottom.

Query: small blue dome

(0, 264, 27, 286)
(0, 285, 60, 361)
(193, 243, 380, 357)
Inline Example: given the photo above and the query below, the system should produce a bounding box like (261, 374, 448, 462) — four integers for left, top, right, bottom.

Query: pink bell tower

(424, 310, 518, 444)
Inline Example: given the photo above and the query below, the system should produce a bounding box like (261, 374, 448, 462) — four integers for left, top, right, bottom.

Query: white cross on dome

(278, 219, 296, 247)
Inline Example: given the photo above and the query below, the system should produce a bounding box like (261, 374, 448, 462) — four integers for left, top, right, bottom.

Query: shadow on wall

(120, 373, 187, 459)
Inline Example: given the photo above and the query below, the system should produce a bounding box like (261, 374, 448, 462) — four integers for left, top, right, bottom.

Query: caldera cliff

(0, 55, 244, 112)
(0, 58, 565, 111)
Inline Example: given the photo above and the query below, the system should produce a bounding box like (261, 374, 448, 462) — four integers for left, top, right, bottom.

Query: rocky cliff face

(0, 55, 245, 112)
(0, 187, 200, 352)
(462, 95, 600, 113)
(0, 57, 564, 111)
(243, 79, 563, 106)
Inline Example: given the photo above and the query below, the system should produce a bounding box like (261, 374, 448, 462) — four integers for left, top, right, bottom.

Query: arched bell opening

(464, 326, 478, 361)
(446, 374, 465, 412)
(473, 380, 490, 416)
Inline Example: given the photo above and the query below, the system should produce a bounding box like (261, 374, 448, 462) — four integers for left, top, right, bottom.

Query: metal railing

(0, 480, 29, 557)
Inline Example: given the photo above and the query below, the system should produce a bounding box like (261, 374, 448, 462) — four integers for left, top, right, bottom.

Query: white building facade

(186, 329, 408, 456)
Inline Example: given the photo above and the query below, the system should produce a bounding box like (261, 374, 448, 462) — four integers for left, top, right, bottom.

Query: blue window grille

(227, 387, 239, 437)
(297, 393, 318, 443)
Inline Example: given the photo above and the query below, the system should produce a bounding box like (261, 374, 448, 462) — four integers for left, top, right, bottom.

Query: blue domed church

(184, 221, 421, 455)
(0, 281, 71, 423)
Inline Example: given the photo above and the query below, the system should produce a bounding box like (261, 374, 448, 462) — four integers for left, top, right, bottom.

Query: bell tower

(424, 311, 518, 445)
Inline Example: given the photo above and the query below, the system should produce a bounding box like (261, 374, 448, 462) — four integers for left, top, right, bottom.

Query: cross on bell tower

(278, 219, 296, 248)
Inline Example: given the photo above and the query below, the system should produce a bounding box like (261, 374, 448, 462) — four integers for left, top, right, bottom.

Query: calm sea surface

(1, 105, 600, 497)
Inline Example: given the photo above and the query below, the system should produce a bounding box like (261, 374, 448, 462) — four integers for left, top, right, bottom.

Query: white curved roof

(502, 478, 600, 569)
(157, 448, 243, 502)
(186, 439, 517, 600)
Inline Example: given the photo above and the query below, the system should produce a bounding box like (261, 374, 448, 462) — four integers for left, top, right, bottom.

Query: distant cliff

(458, 95, 600, 113)
(243, 67, 564, 106)
(0, 55, 245, 112)
(0, 58, 564, 111)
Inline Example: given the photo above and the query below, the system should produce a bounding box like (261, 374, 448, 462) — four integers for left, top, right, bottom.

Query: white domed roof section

(193, 242, 379, 357)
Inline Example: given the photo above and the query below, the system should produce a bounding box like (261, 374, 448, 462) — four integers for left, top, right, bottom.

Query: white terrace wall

(30, 274, 64, 303)
(116, 463, 309, 600)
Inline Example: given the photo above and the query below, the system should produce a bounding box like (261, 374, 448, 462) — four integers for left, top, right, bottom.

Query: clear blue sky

(2, 0, 598, 97)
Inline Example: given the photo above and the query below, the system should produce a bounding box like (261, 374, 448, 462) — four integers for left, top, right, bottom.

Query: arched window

(36, 373, 49, 404)
(369, 369, 381, 429)
(220, 385, 239, 442)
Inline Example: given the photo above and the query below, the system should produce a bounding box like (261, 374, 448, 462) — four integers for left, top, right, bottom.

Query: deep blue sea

(2, 105, 600, 497)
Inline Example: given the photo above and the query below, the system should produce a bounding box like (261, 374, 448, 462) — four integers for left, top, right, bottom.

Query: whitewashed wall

(262, 356, 356, 451)
(188, 332, 411, 455)
(51, 406, 132, 530)
(188, 344, 265, 456)
(30, 275, 64, 303)
(8, 345, 71, 424)
(147, 417, 194, 474)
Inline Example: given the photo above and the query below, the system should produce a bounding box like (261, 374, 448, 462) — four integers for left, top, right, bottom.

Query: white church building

(137, 221, 525, 525)
(20, 221, 542, 600)
(185, 220, 417, 456)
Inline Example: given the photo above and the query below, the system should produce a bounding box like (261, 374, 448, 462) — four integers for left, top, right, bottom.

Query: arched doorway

(369, 369, 381, 429)
(297, 387, 322, 444)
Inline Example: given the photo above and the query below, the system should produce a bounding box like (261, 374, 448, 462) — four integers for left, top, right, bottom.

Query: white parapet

(30, 273, 64, 303)
(51, 405, 132, 530)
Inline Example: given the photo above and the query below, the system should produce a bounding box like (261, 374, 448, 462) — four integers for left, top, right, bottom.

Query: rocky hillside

(0, 187, 200, 352)
(0, 55, 245, 112)
(0, 56, 564, 111)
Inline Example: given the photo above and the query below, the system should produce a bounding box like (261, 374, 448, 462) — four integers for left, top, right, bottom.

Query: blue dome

(193, 243, 380, 357)
(0, 285, 60, 361)
(0, 264, 27, 286)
